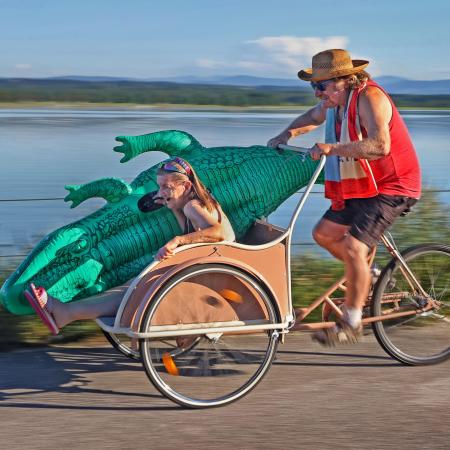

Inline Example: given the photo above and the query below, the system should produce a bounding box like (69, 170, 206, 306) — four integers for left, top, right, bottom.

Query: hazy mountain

(166, 75, 450, 94)
(37, 74, 301, 87)
(158, 75, 302, 87)
(46, 75, 139, 82)
(5, 74, 450, 94)
(375, 76, 450, 95)
(162, 75, 450, 94)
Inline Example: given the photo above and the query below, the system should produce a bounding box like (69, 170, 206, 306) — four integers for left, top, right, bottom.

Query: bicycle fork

(379, 233, 439, 311)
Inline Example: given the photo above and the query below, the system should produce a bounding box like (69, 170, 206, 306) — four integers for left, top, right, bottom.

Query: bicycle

(97, 147, 449, 408)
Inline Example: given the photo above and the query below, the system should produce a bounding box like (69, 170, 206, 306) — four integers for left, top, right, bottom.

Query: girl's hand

(155, 237, 180, 261)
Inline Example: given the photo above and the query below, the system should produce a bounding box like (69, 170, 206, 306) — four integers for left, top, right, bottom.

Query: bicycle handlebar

(277, 144, 311, 153)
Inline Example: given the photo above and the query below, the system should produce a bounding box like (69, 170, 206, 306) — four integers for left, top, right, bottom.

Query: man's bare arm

(328, 87, 392, 160)
(267, 102, 327, 147)
(288, 103, 327, 137)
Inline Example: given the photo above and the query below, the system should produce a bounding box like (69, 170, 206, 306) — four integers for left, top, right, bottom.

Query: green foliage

(0, 305, 100, 351)
(375, 190, 450, 265)
(0, 264, 99, 350)
(1, 79, 449, 107)
(0, 79, 316, 107)
(391, 95, 450, 108)
(291, 254, 344, 322)
(389, 190, 450, 246)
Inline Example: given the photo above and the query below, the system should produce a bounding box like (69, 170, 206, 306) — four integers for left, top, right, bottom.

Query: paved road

(1, 333, 449, 450)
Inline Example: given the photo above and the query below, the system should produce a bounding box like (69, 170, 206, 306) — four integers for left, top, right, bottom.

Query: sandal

(24, 283, 60, 335)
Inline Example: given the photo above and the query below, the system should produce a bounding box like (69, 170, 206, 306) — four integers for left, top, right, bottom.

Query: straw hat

(298, 49, 369, 82)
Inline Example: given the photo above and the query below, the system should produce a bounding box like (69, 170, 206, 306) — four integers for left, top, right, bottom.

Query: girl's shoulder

(183, 198, 204, 215)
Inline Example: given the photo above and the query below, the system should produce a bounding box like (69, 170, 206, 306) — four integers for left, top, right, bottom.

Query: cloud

(235, 60, 268, 70)
(195, 36, 350, 75)
(247, 36, 349, 71)
(196, 58, 267, 70)
(15, 63, 32, 70)
(196, 58, 268, 71)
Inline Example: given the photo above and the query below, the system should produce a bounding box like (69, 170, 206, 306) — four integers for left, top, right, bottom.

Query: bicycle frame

(291, 231, 436, 332)
(379, 233, 434, 302)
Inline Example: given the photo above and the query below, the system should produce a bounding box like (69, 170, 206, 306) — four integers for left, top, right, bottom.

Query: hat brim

(298, 60, 369, 82)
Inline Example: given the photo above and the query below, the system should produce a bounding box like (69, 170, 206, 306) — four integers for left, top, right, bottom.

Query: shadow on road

(0, 347, 181, 411)
(0, 343, 402, 412)
(273, 348, 400, 368)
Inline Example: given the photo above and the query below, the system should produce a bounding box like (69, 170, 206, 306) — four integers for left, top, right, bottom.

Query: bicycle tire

(371, 243, 450, 365)
(102, 330, 141, 360)
(103, 328, 201, 362)
(140, 263, 280, 408)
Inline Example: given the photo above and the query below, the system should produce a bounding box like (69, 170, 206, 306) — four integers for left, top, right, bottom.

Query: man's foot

(24, 283, 60, 335)
(312, 320, 362, 347)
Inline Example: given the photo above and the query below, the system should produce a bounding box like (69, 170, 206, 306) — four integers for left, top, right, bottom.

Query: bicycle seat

(400, 197, 418, 217)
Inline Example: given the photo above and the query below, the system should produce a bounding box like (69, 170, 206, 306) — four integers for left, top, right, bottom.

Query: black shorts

(323, 194, 418, 248)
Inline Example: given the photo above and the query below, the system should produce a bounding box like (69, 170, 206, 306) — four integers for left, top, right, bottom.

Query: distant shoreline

(2, 79, 450, 109)
(1, 101, 450, 112)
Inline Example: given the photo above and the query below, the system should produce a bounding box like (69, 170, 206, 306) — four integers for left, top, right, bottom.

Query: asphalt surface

(1, 332, 449, 450)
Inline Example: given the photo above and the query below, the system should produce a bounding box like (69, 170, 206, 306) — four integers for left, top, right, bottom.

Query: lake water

(1, 108, 450, 259)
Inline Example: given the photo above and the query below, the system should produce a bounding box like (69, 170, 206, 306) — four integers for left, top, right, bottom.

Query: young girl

(24, 157, 235, 335)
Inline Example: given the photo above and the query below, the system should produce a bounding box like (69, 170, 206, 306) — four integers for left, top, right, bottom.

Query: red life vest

(324, 87, 379, 208)
(347, 80, 422, 199)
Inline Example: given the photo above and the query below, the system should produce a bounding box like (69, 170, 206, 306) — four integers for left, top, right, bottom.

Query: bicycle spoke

(140, 264, 279, 407)
(372, 244, 450, 365)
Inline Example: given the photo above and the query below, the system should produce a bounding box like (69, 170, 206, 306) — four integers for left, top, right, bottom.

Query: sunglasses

(310, 79, 335, 92)
(159, 157, 192, 178)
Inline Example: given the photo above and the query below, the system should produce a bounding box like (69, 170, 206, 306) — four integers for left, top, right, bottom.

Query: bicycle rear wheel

(102, 330, 200, 361)
(371, 243, 450, 365)
(140, 264, 280, 408)
(103, 330, 140, 360)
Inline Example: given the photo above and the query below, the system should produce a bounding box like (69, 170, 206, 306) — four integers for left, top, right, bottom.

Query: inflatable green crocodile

(0, 130, 322, 315)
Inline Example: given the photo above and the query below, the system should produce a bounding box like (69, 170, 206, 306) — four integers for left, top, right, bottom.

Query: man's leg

(312, 218, 350, 261)
(311, 218, 369, 344)
(314, 219, 370, 323)
(340, 234, 371, 328)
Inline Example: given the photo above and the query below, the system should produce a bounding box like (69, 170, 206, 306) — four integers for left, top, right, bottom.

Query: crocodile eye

(75, 239, 88, 252)
(56, 237, 90, 258)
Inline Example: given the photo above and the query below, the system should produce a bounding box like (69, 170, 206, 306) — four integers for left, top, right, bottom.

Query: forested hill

(1, 78, 450, 108)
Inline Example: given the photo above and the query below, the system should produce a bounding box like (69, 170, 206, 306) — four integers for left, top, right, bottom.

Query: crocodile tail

(113, 130, 203, 163)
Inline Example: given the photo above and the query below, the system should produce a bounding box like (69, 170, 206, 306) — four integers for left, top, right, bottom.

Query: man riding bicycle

(268, 49, 421, 346)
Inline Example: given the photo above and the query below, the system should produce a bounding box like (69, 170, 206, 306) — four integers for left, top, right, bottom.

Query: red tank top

(347, 81, 421, 198)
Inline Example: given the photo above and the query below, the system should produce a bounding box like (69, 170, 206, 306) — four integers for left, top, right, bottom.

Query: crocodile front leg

(64, 178, 132, 208)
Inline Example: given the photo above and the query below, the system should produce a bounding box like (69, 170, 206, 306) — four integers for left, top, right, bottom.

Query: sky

(1, 0, 449, 80)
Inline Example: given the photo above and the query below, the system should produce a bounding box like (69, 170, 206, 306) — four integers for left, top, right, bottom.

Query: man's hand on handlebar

(309, 143, 333, 160)
(267, 131, 290, 151)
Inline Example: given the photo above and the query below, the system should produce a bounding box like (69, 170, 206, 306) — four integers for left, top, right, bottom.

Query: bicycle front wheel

(371, 243, 450, 365)
(140, 264, 280, 408)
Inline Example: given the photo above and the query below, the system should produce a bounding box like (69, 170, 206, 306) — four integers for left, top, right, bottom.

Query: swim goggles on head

(159, 157, 192, 178)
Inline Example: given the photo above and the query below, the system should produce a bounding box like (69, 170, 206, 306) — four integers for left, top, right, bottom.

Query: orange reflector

(162, 352, 179, 376)
(219, 288, 243, 303)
